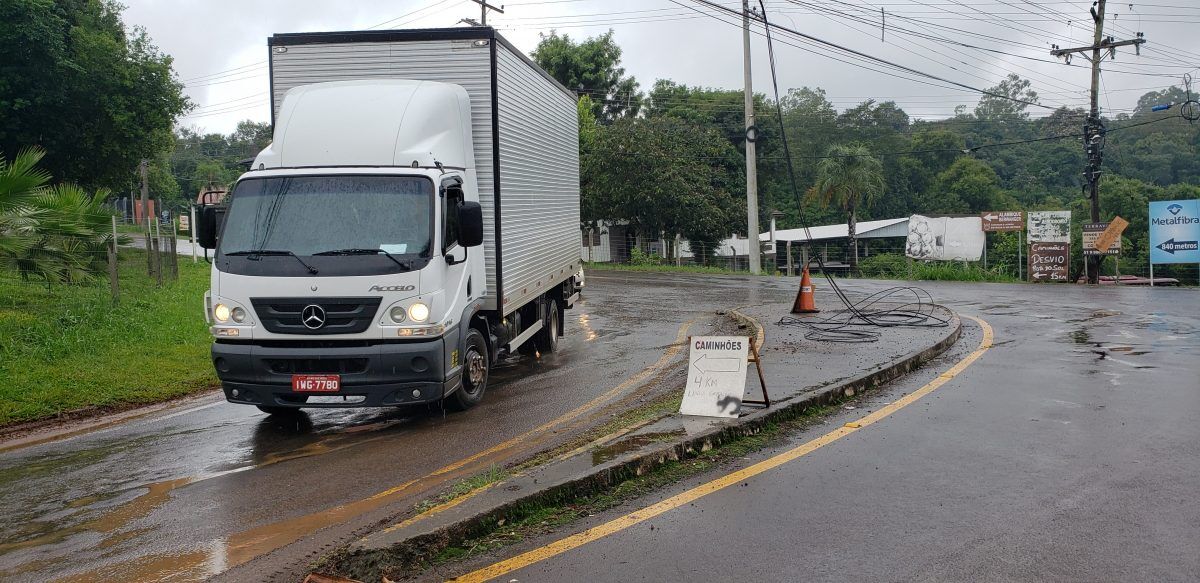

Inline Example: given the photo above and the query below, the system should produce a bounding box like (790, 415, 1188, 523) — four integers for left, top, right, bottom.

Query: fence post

(170, 221, 179, 280)
(189, 205, 198, 263)
(152, 217, 163, 287)
(145, 215, 154, 278)
(109, 215, 120, 305)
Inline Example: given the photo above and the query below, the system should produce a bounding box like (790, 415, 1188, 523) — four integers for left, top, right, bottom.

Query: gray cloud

(120, 0, 1200, 134)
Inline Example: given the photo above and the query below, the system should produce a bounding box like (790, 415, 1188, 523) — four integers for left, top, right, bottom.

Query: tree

(929, 158, 1014, 214)
(584, 117, 740, 252)
(974, 74, 1039, 122)
(807, 145, 885, 267)
(0, 0, 191, 191)
(531, 30, 642, 122)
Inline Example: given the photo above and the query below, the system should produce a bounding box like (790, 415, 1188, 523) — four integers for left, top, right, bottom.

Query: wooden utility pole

(1050, 0, 1145, 283)
(468, 0, 503, 26)
(743, 0, 762, 274)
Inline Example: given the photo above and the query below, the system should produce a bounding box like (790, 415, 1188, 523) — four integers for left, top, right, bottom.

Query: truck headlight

(214, 303, 231, 323)
(408, 302, 430, 323)
(389, 305, 407, 323)
(231, 307, 247, 323)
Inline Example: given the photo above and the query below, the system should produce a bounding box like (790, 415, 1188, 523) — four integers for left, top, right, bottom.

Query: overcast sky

(120, 0, 1200, 135)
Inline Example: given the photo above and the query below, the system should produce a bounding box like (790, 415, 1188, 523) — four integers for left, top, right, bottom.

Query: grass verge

(0, 249, 215, 427)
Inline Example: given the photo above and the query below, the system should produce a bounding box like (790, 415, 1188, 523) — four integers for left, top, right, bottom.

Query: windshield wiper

(313, 248, 412, 270)
(225, 250, 319, 274)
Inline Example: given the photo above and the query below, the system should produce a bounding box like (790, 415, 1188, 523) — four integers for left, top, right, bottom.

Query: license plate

(291, 374, 341, 392)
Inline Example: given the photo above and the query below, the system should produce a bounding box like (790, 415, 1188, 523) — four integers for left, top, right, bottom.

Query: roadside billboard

(1149, 200, 1200, 264)
(905, 215, 985, 261)
(1027, 211, 1071, 243)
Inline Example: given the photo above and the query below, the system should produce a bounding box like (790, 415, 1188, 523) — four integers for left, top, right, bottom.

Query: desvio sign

(1149, 200, 1200, 264)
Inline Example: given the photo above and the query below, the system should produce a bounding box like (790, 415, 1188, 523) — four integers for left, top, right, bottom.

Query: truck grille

(264, 357, 370, 375)
(250, 297, 382, 335)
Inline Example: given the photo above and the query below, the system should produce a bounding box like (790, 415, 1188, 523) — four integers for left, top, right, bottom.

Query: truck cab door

(441, 176, 471, 299)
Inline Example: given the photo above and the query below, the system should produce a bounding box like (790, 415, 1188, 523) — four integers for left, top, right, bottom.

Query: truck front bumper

(212, 339, 459, 408)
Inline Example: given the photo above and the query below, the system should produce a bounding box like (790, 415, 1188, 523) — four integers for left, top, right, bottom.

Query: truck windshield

(219, 175, 433, 264)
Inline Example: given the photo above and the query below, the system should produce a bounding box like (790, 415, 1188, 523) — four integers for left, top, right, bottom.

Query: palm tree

(0, 148, 52, 268)
(806, 144, 885, 268)
(1, 148, 120, 283)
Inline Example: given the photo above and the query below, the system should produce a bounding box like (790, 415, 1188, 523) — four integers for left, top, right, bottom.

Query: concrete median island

(312, 299, 962, 582)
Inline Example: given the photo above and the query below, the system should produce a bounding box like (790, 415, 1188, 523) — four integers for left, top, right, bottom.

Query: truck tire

(448, 328, 489, 411)
(534, 299, 560, 354)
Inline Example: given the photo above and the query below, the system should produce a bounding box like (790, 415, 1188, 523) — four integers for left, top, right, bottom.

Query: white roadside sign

(679, 336, 750, 418)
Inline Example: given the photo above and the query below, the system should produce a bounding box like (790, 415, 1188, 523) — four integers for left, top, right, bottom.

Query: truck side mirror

(458, 201, 484, 247)
(197, 206, 224, 250)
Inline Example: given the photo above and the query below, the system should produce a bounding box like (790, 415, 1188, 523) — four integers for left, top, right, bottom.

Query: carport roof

(761, 218, 909, 243)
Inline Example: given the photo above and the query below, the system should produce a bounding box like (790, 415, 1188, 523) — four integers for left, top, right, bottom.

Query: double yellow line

(452, 315, 993, 582)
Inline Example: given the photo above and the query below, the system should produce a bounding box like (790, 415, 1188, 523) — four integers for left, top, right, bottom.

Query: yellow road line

(451, 315, 992, 583)
(368, 319, 696, 512)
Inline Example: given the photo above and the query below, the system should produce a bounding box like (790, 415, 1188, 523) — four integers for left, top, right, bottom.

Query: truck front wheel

(448, 328, 489, 410)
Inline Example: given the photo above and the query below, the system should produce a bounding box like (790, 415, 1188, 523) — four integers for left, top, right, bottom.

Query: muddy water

(0, 272, 748, 582)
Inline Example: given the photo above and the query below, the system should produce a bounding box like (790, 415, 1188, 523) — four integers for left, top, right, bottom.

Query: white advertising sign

(679, 336, 750, 418)
(905, 215, 985, 261)
(1027, 210, 1072, 243)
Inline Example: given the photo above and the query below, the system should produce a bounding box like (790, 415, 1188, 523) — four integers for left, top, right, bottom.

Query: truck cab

(201, 80, 556, 414)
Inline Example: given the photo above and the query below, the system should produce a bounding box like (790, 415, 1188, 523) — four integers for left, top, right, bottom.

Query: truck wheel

(534, 300, 560, 354)
(449, 328, 489, 411)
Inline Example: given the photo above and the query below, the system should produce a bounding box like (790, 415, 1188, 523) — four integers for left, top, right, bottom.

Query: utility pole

(1050, 0, 1145, 284)
(468, 0, 503, 26)
(743, 0, 762, 274)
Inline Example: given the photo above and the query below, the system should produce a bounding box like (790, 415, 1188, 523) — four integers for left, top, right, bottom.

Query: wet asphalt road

(0, 271, 798, 582)
(461, 280, 1200, 582)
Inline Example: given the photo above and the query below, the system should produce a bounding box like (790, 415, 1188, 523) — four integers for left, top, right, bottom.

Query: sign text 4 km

(680, 336, 750, 418)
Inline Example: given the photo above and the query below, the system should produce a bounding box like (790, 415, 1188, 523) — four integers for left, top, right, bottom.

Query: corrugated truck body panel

(268, 28, 578, 315)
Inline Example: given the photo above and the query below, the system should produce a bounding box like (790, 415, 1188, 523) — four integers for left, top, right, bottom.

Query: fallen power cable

(778, 285, 951, 343)
(755, 1, 949, 343)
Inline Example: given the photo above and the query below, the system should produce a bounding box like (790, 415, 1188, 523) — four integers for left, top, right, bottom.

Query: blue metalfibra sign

(1149, 199, 1200, 264)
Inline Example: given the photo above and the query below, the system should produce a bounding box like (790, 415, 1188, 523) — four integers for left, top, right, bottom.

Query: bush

(628, 247, 663, 266)
(854, 253, 1017, 282)
(858, 253, 908, 278)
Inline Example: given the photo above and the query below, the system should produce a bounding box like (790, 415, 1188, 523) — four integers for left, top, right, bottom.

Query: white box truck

(197, 27, 581, 413)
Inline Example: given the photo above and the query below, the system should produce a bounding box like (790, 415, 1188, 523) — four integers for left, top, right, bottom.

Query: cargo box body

(268, 27, 580, 317)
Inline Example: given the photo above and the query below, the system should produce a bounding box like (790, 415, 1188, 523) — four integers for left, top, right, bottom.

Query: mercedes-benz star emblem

(301, 304, 326, 330)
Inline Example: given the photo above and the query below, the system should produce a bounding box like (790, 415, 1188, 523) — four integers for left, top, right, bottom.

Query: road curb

(324, 308, 962, 579)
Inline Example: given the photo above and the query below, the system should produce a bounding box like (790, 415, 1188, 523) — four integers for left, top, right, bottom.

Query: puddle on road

(591, 430, 687, 466)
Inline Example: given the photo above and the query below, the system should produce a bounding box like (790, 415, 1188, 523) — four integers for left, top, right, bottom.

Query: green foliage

(972, 73, 1039, 121)
(627, 247, 662, 266)
(583, 116, 741, 250)
(0, 148, 122, 284)
(858, 254, 1016, 282)
(807, 144, 885, 267)
(0, 249, 214, 426)
(532, 30, 641, 122)
(168, 121, 272, 207)
(0, 0, 190, 191)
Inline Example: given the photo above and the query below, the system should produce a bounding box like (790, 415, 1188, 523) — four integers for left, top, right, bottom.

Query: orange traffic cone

(791, 266, 820, 314)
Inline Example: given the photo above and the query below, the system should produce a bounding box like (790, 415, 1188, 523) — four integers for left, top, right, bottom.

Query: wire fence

(0, 215, 184, 305)
(580, 231, 1200, 285)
